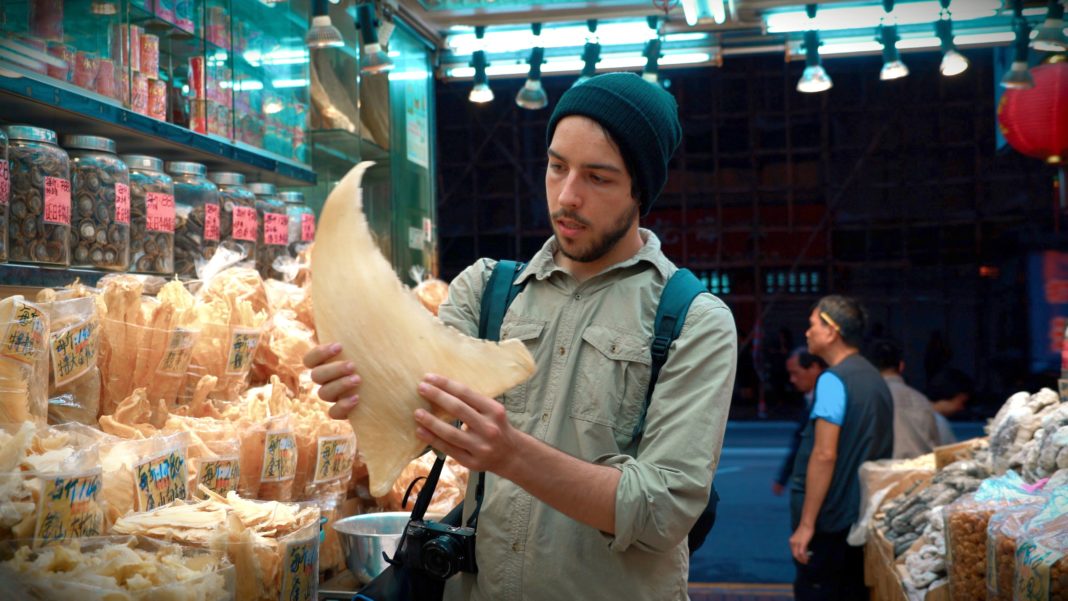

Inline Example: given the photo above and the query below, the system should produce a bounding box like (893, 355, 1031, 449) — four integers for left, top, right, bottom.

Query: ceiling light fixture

(1001, 21, 1034, 88)
(765, 0, 1000, 34)
(642, 16, 662, 84)
(680, 0, 727, 26)
(797, 5, 832, 93)
(469, 26, 493, 103)
(356, 3, 393, 73)
(516, 24, 548, 110)
(1031, 0, 1068, 52)
(879, 0, 909, 80)
(574, 20, 601, 87)
(936, 0, 969, 76)
(306, 0, 344, 49)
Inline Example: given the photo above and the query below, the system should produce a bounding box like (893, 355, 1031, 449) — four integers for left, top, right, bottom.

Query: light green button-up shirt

(438, 230, 737, 601)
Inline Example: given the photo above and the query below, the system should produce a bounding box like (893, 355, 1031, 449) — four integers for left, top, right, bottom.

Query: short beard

(554, 202, 638, 264)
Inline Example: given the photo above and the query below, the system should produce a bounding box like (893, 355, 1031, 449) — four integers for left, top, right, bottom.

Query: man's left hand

(789, 524, 814, 565)
(413, 373, 518, 475)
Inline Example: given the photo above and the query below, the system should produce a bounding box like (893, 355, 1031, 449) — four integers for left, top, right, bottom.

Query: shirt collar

(515, 228, 674, 285)
(883, 373, 905, 384)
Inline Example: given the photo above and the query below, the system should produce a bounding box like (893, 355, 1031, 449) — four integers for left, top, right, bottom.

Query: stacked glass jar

(208, 171, 258, 261)
(63, 135, 130, 271)
(4, 125, 71, 266)
(281, 191, 314, 259)
(122, 155, 175, 274)
(249, 182, 288, 280)
(167, 161, 220, 280)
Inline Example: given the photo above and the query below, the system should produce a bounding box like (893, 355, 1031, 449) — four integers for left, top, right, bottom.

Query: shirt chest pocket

(499, 320, 546, 414)
(571, 325, 651, 442)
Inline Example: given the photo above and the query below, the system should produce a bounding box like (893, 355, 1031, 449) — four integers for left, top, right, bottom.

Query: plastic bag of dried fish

(0, 422, 113, 545)
(112, 490, 320, 601)
(849, 454, 936, 546)
(0, 296, 50, 425)
(0, 534, 235, 601)
(99, 430, 191, 527)
(37, 294, 105, 425)
(1013, 486, 1068, 601)
(988, 388, 1061, 475)
(944, 470, 1046, 601)
(1021, 403, 1068, 482)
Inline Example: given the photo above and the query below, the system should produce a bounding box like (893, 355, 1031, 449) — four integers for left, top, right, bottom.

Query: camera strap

(405, 452, 485, 528)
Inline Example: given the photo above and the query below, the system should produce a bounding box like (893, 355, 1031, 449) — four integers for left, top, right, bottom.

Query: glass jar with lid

(281, 191, 314, 259)
(3, 125, 71, 266)
(167, 161, 220, 280)
(208, 171, 258, 261)
(249, 182, 288, 280)
(63, 134, 130, 271)
(122, 154, 175, 275)
(0, 127, 8, 262)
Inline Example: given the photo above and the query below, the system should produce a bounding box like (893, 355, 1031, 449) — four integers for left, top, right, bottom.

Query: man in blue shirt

(788, 296, 894, 601)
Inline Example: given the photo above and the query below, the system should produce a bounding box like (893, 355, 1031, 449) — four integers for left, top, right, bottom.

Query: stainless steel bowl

(333, 512, 410, 583)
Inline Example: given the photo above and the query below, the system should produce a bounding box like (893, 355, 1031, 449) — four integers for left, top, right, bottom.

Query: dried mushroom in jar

(167, 161, 220, 280)
(64, 135, 130, 271)
(123, 154, 175, 275)
(4, 125, 71, 266)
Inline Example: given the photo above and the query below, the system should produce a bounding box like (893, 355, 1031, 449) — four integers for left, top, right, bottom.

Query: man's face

(546, 116, 639, 264)
(786, 355, 822, 395)
(805, 308, 836, 357)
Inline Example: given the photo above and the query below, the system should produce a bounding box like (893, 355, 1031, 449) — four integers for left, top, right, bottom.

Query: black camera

(400, 519, 478, 580)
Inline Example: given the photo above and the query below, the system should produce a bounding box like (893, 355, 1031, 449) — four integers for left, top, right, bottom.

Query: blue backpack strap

(478, 260, 527, 342)
(632, 268, 707, 440)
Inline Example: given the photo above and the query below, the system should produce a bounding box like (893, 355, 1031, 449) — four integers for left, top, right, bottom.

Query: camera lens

(422, 536, 462, 579)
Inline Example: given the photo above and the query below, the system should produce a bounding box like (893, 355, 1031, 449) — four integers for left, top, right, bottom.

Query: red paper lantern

(998, 62, 1068, 165)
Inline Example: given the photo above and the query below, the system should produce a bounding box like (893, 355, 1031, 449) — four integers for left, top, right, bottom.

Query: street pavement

(689, 420, 985, 584)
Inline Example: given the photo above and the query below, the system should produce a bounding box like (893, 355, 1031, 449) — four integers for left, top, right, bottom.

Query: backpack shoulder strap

(632, 268, 707, 439)
(478, 260, 527, 342)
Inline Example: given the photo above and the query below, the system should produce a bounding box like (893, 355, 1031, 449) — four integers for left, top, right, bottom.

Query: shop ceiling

(390, 0, 1057, 78)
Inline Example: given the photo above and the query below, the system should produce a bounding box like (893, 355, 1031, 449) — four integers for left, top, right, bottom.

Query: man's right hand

(303, 343, 362, 420)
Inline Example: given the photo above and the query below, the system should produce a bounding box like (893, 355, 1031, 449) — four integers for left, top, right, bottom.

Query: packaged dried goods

(3, 125, 71, 266)
(38, 293, 105, 425)
(0, 535, 235, 601)
(0, 296, 50, 425)
(988, 388, 1060, 475)
(112, 490, 319, 601)
(1020, 403, 1068, 482)
(251, 308, 316, 392)
(849, 454, 936, 546)
(376, 452, 469, 517)
(231, 407, 295, 502)
(312, 162, 535, 496)
(123, 155, 175, 274)
(208, 172, 258, 262)
(1013, 487, 1068, 601)
(249, 182, 288, 281)
(63, 135, 131, 271)
(986, 503, 1042, 601)
(99, 430, 190, 525)
(944, 470, 1045, 601)
(166, 161, 220, 280)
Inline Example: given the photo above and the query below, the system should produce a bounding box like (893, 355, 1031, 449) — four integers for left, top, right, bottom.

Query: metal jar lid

(122, 154, 165, 172)
(208, 171, 246, 186)
(62, 134, 117, 154)
(166, 161, 208, 177)
(3, 125, 59, 145)
(279, 191, 305, 204)
(248, 182, 277, 196)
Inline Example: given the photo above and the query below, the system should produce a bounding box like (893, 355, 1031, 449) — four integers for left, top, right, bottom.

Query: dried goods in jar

(63, 135, 130, 271)
(123, 154, 174, 274)
(3, 125, 71, 266)
(250, 182, 288, 281)
(167, 161, 220, 280)
(208, 171, 258, 262)
(0, 128, 9, 261)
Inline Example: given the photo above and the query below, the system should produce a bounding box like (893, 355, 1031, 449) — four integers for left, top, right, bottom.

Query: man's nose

(558, 172, 582, 207)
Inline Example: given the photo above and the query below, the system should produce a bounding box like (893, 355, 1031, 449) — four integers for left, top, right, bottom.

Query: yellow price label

(225, 328, 260, 375)
(280, 536, 318, 601)
(157, 327, 197, 375)
(313, 435, 355, 484)
(261, 431, 297, 482)
(35, 471, 104, 544)
(135, 449, 189, 511)
(50, 318, 98, 387)
(2, 301, 46, 364)
(197, 456, 240, 494)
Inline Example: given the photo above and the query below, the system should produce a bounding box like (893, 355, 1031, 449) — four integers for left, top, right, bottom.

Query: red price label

(301, 213, 315, 242)
(264, 213, 288, 246)
(44, 176, 72, 225)
(232, 206, 257, 241)
(146, 192, 175, 232)
(114, 183, 130, 224)
(204, 203, 220, 241)
(0, 161, 9, 206)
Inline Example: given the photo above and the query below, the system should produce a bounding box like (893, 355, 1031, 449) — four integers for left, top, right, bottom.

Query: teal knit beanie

(547, 72, 682, 215)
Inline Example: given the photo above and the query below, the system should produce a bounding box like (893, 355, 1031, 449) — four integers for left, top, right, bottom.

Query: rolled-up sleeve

(597, 298, 737, 553)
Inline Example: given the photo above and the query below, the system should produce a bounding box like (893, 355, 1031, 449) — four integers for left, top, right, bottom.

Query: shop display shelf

(0, 64, 316, 186)
(0, 263, 110, 296)
(310, 128, 389, 173)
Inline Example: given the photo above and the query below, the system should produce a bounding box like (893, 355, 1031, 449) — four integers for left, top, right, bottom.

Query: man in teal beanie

(306, 72, 736, 600)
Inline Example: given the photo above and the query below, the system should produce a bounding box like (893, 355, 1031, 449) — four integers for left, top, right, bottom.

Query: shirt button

(574, 294, 581, 301)
(541, 412, 549, 422)
(558, 346, 565, 356)
(512, 542, 521, 552)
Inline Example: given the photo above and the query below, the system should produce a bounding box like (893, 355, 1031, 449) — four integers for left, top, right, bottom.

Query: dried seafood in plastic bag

(0, 296, 50, 425)
(39, 294, 104, 425)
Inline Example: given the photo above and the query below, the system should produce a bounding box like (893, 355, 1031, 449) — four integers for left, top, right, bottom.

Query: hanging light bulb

(935, 4, 968, 77)
(516, 24, 548, 110)
(306, 0, 344, 49)
(357, 3, 393, 74)
(1001, 18, 1034, 89)
(642, 17, 662, 84)
(263, 92, 284, 114)
(573, 20, 600, 87)
(1031, 0, 1068, 52)
(797, 6, 831, 93)
(877, 0, 908, 81)
(469, 26, 493, 103)
(90, 1, 118, 15)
